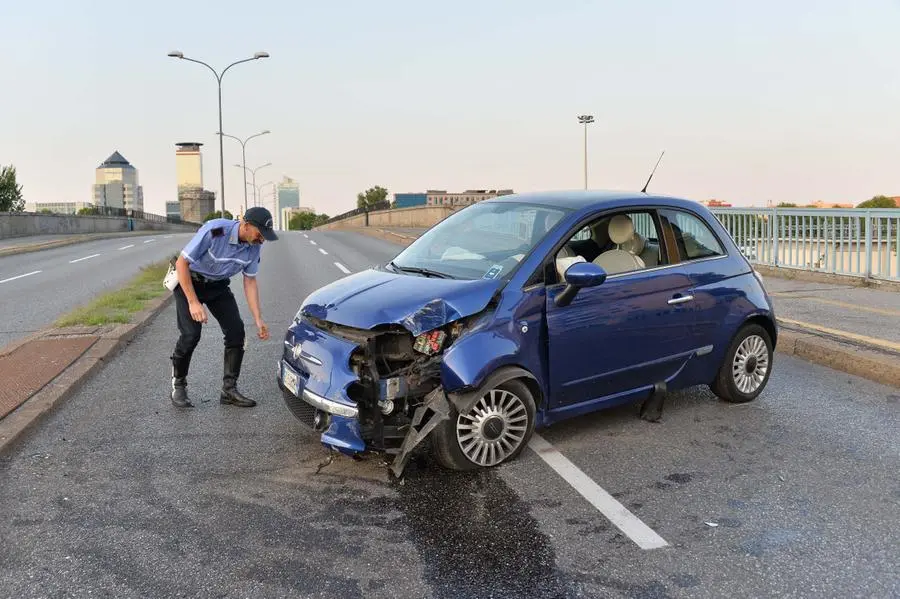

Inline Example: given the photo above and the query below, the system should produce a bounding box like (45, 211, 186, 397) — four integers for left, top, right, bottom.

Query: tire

(710, 323, 773, 403)
(431, 379, 536, 471)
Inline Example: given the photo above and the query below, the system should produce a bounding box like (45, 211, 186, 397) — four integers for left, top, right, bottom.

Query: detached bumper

(277, 358, 365, 455)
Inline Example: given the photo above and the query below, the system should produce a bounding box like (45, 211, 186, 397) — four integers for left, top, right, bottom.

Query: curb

(754, 264, 900, 294)
(775, 322, 899, 388)
(0, 291, 175, 455)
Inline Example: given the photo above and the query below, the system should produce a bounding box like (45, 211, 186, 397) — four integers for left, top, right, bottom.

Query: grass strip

(54, 257, 175, 327)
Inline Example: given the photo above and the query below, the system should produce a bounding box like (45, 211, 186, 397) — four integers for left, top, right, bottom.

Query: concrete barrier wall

(316, 205, 458, 230)
(0, 212, 199, 239)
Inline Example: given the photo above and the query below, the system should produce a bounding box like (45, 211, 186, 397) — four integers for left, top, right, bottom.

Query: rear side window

(660, 209, 725, 261)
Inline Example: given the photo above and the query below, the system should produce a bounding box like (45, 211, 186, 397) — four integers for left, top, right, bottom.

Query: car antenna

(641, 150, 665, 193)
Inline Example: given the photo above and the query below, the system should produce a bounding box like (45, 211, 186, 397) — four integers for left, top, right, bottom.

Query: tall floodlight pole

(577, 114, 594, 189)
(218, 130, 270, 214)
(167, 50, 270, 214)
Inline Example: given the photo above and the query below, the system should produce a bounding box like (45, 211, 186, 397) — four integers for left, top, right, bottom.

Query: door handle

(668, 294, 694, 305)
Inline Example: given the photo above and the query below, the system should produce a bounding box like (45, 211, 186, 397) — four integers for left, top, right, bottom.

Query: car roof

(484, 189, 704, 212)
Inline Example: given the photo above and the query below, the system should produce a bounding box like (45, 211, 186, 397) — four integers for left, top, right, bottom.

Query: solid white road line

(318, 248, 328, 255)
(528, 433, 669, 550)
(334, 262, 351, 274)
(69, 253, 101, 263)
(0, 270, 42, 284)
(118, 244, 135, 250)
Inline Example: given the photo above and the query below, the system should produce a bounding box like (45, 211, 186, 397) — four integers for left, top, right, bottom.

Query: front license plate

(282, 363, 299, 395)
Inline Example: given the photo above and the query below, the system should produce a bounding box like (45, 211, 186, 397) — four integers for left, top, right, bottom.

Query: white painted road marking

(118, 244, 134, 250)
(303, 234, 308, 238)
(143, 239, 155, 243)
(334, 262, 351, 274)
(164, 235, 173, 239)
(318, 248, 328, 255)
(528, 433, 669, 550)
(70, 254, 101, 263)
(0, 270, 42, 284)
(310, 240, 317, 246)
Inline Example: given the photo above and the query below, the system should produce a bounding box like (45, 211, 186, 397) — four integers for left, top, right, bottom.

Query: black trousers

(172, 275, 245, 365)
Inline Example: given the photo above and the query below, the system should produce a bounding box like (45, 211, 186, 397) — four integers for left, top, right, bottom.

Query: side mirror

(555, 262, 607, 307)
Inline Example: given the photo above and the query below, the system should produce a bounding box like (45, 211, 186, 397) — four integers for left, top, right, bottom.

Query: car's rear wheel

(432, 379, 536, 471)
(710, 323, 773, 403)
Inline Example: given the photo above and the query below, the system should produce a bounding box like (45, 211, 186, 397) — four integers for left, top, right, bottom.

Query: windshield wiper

(388, 261, 452, 279)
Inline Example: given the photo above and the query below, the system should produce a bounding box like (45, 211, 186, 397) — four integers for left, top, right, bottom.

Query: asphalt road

(0, 230, 897, 599)
(0, 233, 194, 349)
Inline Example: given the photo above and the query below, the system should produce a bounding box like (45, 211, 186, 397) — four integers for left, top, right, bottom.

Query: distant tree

(314, 213, 330, 226)
(0, 164, 25, 212)
(39, 209, 53, 214)
(289, 211, 318, 230)
(776, 202, 797, 208)
(77, 206, 100, 216)
(857, 195, 896, 209)
(203, 210, 234, 222)
(356, 186, 388, 210)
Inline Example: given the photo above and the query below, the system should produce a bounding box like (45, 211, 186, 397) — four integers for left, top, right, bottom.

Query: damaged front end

(278, 301, 486, 477)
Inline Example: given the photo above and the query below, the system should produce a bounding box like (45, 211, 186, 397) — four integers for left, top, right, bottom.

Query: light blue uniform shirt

(180, 218, 261, 281)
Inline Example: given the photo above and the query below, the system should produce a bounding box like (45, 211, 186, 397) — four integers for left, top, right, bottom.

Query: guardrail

(709, 207, 900, 282)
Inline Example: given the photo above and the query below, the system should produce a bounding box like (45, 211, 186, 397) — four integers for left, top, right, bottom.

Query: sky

(2, 0, 899, 218)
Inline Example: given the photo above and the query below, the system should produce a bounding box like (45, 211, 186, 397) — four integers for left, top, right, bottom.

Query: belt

(190, 271, 225, 284)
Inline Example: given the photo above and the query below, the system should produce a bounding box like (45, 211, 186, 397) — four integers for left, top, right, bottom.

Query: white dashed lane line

(118, 244, 134, 250)
(143, 239, 155, 244)
(310, 240, 317, 246)
(69, 253, 101, 264)
(334, 262, 351, 274)
(0, 270, 42, 284)
(318, 248, 328, 255)
(303, 234, 308, 238)
(528, 434, 669, 550)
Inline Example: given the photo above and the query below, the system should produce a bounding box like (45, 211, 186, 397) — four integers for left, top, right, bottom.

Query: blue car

(277, 191, 776, 476)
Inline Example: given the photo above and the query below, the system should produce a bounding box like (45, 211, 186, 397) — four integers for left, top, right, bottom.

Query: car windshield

(389, 201, 569, 280)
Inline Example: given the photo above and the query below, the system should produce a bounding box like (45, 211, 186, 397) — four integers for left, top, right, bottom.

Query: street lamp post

(235, 162, 272, 207)
(218, 130, 270, 215)
(167, 50, 270, 214)
(577, 114, 594, 189)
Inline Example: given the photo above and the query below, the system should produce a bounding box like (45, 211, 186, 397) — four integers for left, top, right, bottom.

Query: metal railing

(29, 205, 202, 226)
(709, 207, 900, 282)
(323, 201, 391, 225)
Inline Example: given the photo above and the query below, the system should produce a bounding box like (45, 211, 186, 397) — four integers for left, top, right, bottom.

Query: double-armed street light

(235, 162, 272, 207)
(167, 49, 270, 214)
(219, 130, 270, 213)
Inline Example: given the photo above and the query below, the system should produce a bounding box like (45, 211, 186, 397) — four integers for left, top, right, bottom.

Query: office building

(180, 188, 216, 223)
(176, 142, 204, 190)
(425, 189, 513, 207)
(166, 201, 181, 220)
(92, 151, 144, 212)
(393, 193, 427, 208)
(276, 176, 301, 230)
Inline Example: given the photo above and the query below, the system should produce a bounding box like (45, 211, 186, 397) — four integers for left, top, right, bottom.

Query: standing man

(169, 206, 278, 409)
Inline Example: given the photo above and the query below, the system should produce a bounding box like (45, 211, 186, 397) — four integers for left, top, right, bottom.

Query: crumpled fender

(445, 366, 540, 415)
(438, 327, 522, 393)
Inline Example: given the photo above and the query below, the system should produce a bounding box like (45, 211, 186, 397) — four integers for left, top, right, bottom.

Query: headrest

(608, 214, 635, 245)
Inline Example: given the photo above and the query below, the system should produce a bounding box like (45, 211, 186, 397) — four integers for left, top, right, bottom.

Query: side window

(660, 209, 725, 261)
(551, 210, 667, 282)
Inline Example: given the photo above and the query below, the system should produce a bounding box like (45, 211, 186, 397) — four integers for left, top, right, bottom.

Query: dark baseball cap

(243, 206, 278, 241)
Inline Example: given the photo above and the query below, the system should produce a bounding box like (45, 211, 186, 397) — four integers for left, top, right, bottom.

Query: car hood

(300, 268, 502, 335)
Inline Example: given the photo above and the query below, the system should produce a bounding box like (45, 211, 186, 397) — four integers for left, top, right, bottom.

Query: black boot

(170, 354, 193, 408)
(220, 347, 256, 407)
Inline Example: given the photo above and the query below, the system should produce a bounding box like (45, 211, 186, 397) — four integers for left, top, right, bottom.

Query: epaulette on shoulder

(211, 227, 225, 238)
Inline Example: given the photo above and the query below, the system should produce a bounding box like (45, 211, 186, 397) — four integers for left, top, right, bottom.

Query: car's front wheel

(431, 379, 536, 471)
(710, 323, 773, 403)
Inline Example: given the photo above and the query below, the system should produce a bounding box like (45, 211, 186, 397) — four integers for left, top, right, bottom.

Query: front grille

(282, 388, 317, 428)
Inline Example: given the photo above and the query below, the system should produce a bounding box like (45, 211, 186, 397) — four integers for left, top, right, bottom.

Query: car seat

(592, 215, 645, 274)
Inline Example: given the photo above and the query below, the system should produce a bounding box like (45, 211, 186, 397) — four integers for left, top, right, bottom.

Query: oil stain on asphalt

(396, 457, 573, 599)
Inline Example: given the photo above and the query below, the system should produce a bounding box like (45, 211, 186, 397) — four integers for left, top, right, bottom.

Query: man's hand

(189, 300, 207, 323)
(256, 319, 269, 340)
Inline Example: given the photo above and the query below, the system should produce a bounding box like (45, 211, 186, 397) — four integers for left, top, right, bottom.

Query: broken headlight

(413, 329, 446, 355)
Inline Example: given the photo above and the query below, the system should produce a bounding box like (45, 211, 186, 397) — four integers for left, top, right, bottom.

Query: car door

(544, 208, 700, 414)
